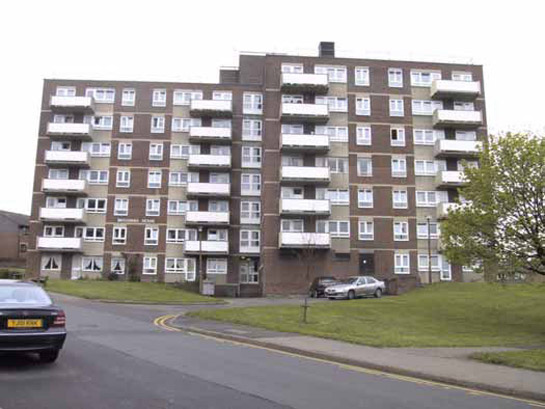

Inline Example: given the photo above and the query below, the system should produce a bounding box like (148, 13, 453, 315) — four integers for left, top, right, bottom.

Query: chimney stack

(319, 42, 335, 58)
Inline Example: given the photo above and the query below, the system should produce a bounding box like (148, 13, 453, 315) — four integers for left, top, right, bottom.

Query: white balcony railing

(281, 103, 329, 122)
(433, 110, 483, 128)
(189, 127, 232, 142)
(280, 199, 331, 215)
(431, 80, 481, 100)
(50, 96, 95, 112)
(188, 154, 231, 168)
(190, 100, 232, 117)
(46, 123, 92, 137)
(240, 246, 260, 254)
(44, 150, 90, 166)
(37, 237, 83, 252)
(184, 240, 229, 254)
(39, 208, 86, 223)
(186, 182, 231, 197)
(281, 166, 330, 183)
(436, 170, 466, 187)
(434, 139, 482, 158)
(437, 202, 462, 219)
(281, 73, 329, 93)
(185, 211, 230, 225)
(42, 179, 88, 195)
(281, 134, 330, 151)
(278, 232, 331, 248)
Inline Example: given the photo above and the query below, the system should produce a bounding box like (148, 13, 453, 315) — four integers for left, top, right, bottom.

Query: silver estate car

(324, 276, 385, 300)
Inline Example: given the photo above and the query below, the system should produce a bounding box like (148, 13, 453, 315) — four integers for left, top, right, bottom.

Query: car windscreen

(0, 285, 52, 305)
(339, 277, 358, 284)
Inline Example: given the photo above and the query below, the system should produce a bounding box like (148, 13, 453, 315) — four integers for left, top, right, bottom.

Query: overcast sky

(1, 0, 543, 215)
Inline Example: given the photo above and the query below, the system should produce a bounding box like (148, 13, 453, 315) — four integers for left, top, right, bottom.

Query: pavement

(0, 293, 543, 409)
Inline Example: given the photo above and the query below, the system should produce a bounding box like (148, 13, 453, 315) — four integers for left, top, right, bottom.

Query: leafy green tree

(441, 133, 545, 277)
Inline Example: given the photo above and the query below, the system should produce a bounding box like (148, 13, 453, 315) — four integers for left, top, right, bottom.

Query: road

(0, 294, 540, 409)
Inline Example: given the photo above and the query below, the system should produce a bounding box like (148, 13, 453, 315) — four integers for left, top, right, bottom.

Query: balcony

(184, 240, 229, 255)
(431, 80, 481, 100)
(437, 202, 462, 219)
(39, 208, 86, 223)
(281, 103, 329, 123)
(434, 139, 482, 158)
(433, 110, 483, 129)
(189, 127, 232, 143)
(44, 150, 90, 167)
(186, 182, 231, 197)
(50, 96, 95, 113)
(278, 232, 331, 249)
(37, 237, 83, 252)
(190, 100, 232, 118)
(281, 134, 329, 152)
(46, 123, 93, 140)
(188, 154, 231, 169)
(281, 73, 329, 94)
(240, 245, 260, 254)
(280, 199, 331, 216)
(42, 179, 88, 195)
(281, 166, 330, 184)
(435, 171, 466, 188)
(185, 211, 230, 226)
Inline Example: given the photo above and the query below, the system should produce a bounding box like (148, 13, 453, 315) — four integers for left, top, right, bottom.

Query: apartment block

(27, 42, 486, 295)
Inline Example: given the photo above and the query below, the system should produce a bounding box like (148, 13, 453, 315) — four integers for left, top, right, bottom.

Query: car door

(355, 277, 367, 296)
(364, 277, 377, 295)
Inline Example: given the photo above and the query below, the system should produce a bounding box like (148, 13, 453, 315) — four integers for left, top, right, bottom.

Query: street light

(198, 226, 204, 287)
(427, 215, 432, 285)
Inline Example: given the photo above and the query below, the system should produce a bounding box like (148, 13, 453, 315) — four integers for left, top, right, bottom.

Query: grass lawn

(189, 283, 545, 347)
(471, 350, 545, 372)
(46, 280, 223, 304)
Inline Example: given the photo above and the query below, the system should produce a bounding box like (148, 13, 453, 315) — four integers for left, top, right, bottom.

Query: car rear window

(0, 285, 52, 305)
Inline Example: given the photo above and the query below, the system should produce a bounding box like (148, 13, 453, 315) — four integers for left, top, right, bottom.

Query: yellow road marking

(153, 314, 545, 408)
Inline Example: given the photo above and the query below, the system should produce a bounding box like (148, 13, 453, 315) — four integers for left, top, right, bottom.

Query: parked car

(0, 280, 66, 363)
(308, 276, 338, 298)
(324, 276, 385, 300)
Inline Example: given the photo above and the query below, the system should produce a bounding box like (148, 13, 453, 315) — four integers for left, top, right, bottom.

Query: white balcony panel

(190, 100, 232, 116)
(184, 240, 229, 254)
(37, 237, 83, 252)
(44, 150, 90, 166)
(437, 202, 462, 219)
(281, 103, 329, 122)
(189, 127, 232, 142)
(281, 73, 329, 93)
(436, 171, 465, 187)
(185, 211, 230, 225)
(279, 232, 331, 248)
(281, 166, 330, 183)
(240, 246, 260, 254)
(39, 208, 86, 223)
(188, 154, 231, 168)
(42, 179, 88, 195)
(434, 139, 482, 158)
(50, 96, 95, 112)
(433, 110, 483, 128)
(186, 183, 230, 197)
(431, 80, 481, 100)
(280, 199, 331, 215)
(281, 134, 330, 151)
(47, 123, 92, 138)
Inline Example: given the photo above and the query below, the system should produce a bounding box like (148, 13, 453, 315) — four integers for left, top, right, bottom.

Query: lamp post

(198, 226, 204, 291)
(427, 215, 432, 285)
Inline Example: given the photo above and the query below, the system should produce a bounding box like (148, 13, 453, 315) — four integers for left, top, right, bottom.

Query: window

(168, 200, 186, 215)
(315, 126, 348, 142)
(53, 114, 74, 124)
(356, 126, 372, 145)
(358, 188, 373, 208)
(148, 170, 162, 188)
(151, 116, 165, 133)
(415, 160, 436, 176)
(243, 93, 263, 114)
(394, 253, 410, 274)
(452, 71, 473, 81)
(281, 124, 304, 134)
(207, 229, 228, 241)
(315, 96, 348, 112)
(390, 128, 405, 147)
(82, 142, 111, 157)
(327, 189, 349, 205)
(111, 258, 125, 274)
(212, 91, 232, 101)
(112, 227, 127, 245)
(393, 221, 409, 241)
(392, 157, 407, 178)
(240, 230, 260, 251)
(165, 258, 196, 280)
(50, 141, 71, 151)
(389, 98, 404, 116)
(418, 254, 440, 271)
(242, 146, 262, 168)
(82, 257, 103, 272)
(149, 143, 163, 161)
(357, 157, 373, 176)
(388, 68, 403, 87)
(172, 117, 201, 132)
(314, 65, 347, 83)
(43, 225, 64, 237)
(83, 170, 109, 185)
(240, 260, 259, 284)
(414, 129, 444, 145)
(356, 97, 371, 116)
(242, 119, 262, 141)
(122, 89, 135, 106)
(317, 220, 350, 238)
(77, 227, 105, 242)
(417, 222, 439, 239)
(281, 63, 303, 73)
(173, 89, 202, 105)
(56, 86, 76, 96)
(207, 258, 228, 274)
(152, 89, 167, 107)
(282, 155, 304, 166)
(48, 168, 69, 180)
(146, 199, 161, 216)
(169, 171, 186, 187)
(116, 170, 130, 188)
(454, 101, 475, 111)
(455, 130, 477, 141)
(209, 172, 228, 183)
(118, 143, 132, 160)
(241, 173, 261, 196)
(45, 197, 66, 208)
(240, 200, 261, 224)
(355, 67, 370, 86)
(80, 198, 107, 214)
(170, 144, 191, 159)
(410, 70, 441, 86)
(42, 255, 61, 271)
(358, 221, 374, 240)
(91, 116, 113, 130)
(412, 100, 443, 115)
(120, 116, 134, 133)
(328, 158, 348, 174)
(281, 219, 304, 232)
(166, 228, 186, 244)
(85, 88, 115, 103)
(114, 198, 129, 216)
(145, 227, 159, 246)
(393, 190, 408, 209)
(208, 200, 228, 212)
(143, 256, 157, 275)
(416, 191, 437, 207)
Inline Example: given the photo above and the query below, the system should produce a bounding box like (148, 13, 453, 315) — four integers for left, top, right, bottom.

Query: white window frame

(415, 160, 436, 176)
(82, 142, 111, 157)
(356, 97, 371, 116)
(240, 200, 261, 224)
(147, 170, 162, 189)
(412, 100, 443, 116)
(143, 256, 157, 275)
(167, 200, 186, 216)
(85, 88, 115, 103)
(240, 229, 260, 252)
(173, 89, 203, 106)
(114, 198, 129, 216)
(146, 199, 161, 216)
(144, 227, 159, 246)
(314, 65, 347, 83)
(149, 143, 164, 161)
(116, 170, 130, 188)
(392, 190, 408, 209)
(416, 191, 438, 207)
(122, 89, 135, 106)
(356, 126, 372, 146)
(242, 119, 262, 141)
(417, 222, 439, 239)
(152, 89, 167, 107)
(42, 255, 61, 271)
(411, 70, 441, 87)
(151, 116, 165, 133)
(389, 98, 404, 117)
(82, 256, 103, 272)
(241, 173, 261, 196)
(243, 93, 263, 115)
(388, 68, 403, 87)
(355, 67, 370, 86)
(206, 258, 228, 275)
(112, 226, 127, 245)
(390, 127, 406, 147)
(111, 257, 126, 274)
(241, 146, 262, 168)
(392, 157, 407, 178)
(357, 157, 373, 177)
(394, 253, 410, 274)
(393, 221, 409, 241)
(358, 220, 374, 241)
(358, 188, 373, 208)
(120, 116, 134, 133)
(166, 228, 186, 244)
(118, 143, 132, 160)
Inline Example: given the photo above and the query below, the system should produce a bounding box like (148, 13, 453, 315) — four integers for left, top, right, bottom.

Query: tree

(441, 133, 545, 278)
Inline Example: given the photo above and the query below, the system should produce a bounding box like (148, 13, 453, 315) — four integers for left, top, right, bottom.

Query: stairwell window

(152, 89, 167, 107)
(315, 126, 348, 142)
(417, 222, 439, 239)
(328, 157, 348, 174)
(82, 142, 111, 157)
(166, 229, 186, 244)
(167, 200, 186, 216)
(315, 96, 348, 112)
(416, 191, 438, 207)
(388, 68, 403, 87)
(80, 198, 107, 214)
(169, 172, 187, 187)
(317, 220, 350, 238)
(82, 170, 109, 185)
(240, 230, 260, 252)
(240, 200, 261, 224)
(327, 189, 349, 205)
(414, 129, 444, 145)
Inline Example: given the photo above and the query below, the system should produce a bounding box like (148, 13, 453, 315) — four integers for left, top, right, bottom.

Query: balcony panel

(190, 100, 232, 118)
(186, 182, 231, 197)
(185, 211, 230, 225)
(44, 150, 90, 167)
(281, 134, 330, 152)
(46, 123, 93, 140)
(436, 171, 466, 188)
(37, 237, 83, 252)
(189, 127, 232, 143)
(39, 208, 86, 223)
(437, 202, 462, 219)
(281, 166, 330, 184)
(281, 73, 329, 94)
(184, 240, 229, 254)
(278, 232, 331, 248)
(280, 199, 331, 215)
(240, 246, 260, 254)
(434, 139, 482, 158)
(50, 96, 95, 113)
(41, 179, 88, 195)
(433, 110, 483, 129)
(188, 154, 231, 169)
(431, 80, 481, 100)
(281, 103, 329, 123)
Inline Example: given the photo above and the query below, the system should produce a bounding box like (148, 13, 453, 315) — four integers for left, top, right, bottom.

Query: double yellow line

(153, 314, 545, 408)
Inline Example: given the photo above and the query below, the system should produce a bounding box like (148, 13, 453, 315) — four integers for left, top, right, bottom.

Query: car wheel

(374, 288, 383, 298)
(347, 290, 355, 300)
(39, 350, 59, 363)
(328, 297, 335, 300)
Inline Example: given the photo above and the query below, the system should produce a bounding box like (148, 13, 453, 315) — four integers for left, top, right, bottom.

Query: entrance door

(359, 253, 375, 275)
